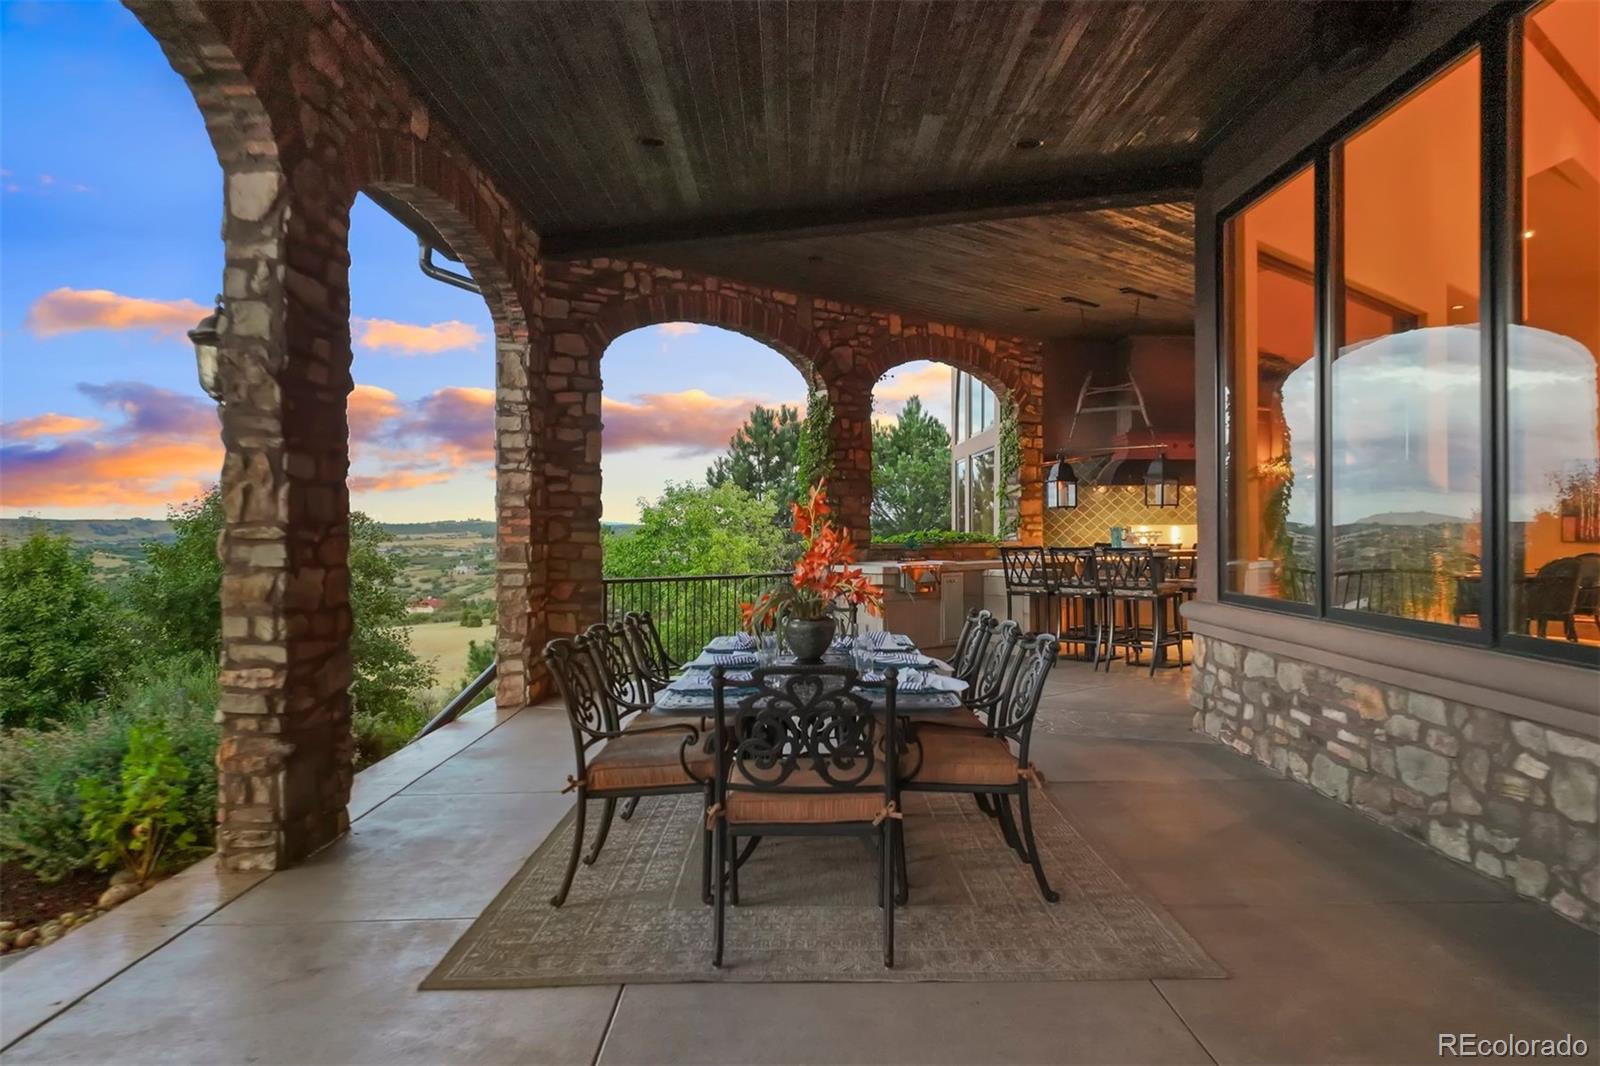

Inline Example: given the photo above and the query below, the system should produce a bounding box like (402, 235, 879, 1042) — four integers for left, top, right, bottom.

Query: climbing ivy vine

(794, 383, 834, 497)
(996, 394, 1021, 539)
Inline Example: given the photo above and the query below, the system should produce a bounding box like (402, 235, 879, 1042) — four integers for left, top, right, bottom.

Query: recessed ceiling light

(638, 135, 666, 148)
(1015, 138, 1045, 150)
(1450, 303, 1465, 311)
(1522, 229, 1536, 239)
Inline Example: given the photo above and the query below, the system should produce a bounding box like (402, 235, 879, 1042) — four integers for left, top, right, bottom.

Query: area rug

(422, 791, 1223, 987)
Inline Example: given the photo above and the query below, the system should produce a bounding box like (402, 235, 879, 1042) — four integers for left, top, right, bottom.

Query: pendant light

(1144, 452, 1179, 508)
(1045, 456, 1079, 509)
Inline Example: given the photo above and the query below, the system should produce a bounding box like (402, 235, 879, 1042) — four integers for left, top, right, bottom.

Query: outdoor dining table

(649, 632, 970, 718)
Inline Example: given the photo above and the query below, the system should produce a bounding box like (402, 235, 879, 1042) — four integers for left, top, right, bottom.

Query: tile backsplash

(1042, 484, 1198, 547)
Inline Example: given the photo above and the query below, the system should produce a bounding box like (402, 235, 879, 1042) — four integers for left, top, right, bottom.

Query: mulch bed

(1, 866, 105, 928)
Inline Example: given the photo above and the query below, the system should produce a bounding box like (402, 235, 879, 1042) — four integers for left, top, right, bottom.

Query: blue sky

(0, 0, 949, 524)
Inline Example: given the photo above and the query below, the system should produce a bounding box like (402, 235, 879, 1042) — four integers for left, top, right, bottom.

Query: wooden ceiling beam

(539, 161, 1201, 258)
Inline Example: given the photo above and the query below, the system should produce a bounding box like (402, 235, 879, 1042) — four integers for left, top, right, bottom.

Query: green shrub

(352, 699, 430, 770)
(0, 656, 218, 882)
(871, 529, 999, 547)
(81, 725, 199, 882)
(0, 532, 130, 728)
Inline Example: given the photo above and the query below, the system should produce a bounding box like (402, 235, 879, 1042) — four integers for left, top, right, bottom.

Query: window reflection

(1223, 167, 1317, 602)
(1333, 53, 1482, 626)
(1510, 0, 1600, 645)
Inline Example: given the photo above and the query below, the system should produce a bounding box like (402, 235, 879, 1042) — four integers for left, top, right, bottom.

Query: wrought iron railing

(602, 572, 790, 664)
(1330, 567, 1451, 619)
(412, 662, 496, 742)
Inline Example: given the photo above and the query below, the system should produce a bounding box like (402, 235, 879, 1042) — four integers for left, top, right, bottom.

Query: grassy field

(407, 620, 490, 686)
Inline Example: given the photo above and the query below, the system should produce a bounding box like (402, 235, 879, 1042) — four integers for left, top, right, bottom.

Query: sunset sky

(0, 0, 949, 525)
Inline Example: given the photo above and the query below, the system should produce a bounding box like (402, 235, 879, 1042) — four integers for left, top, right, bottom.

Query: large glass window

(971, 449, 996, 535)
(1333, 53, 1482, 627)
(1510, 0, 1600, 646)
(953, 457, 968, 532)
(1223, 166, 1317, 603)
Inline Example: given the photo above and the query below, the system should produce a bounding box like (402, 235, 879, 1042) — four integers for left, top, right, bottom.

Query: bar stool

(1044, 547, 1103, 661)
(999, 546, 1053, 629)
(1096, 547, 1187, 675)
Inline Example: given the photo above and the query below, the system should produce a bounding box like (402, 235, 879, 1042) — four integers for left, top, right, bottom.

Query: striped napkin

(873, 651, 930, 666)
(707, 651, 758, 667)
(706, 634, 756, 652)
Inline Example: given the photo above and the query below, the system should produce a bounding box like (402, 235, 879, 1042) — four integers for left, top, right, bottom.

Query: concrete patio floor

(2, 658, 1595, 1065)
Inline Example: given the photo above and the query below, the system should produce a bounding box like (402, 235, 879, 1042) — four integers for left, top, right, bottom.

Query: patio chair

(543, 635, 715, 908)
(999, 546, 1053, 628)
(902, 633, 1062, 903)
(620, 611, 677, 695)
(911, 619, 1024, 732)
(620, 610, 680, 689)
(709, 664, 902, 969)
(1044, 547, 1103, 660)
(1096, 547, 1186, 674)
(950, 608, 997, 687)
(1524, 556, 1586, 641)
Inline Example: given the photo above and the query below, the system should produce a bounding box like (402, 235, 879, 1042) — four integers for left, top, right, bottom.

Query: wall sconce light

(1045, 457, 1078, 509)
(187, 294, 227, 403)
(1144, 453, 1180, 508)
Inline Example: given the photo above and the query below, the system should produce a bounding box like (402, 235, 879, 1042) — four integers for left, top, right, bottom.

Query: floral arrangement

(742, 481, 882, 630)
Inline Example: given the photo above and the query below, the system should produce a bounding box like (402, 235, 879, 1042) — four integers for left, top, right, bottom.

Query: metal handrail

(602, 571, 790, 664)
(412, 662, 497, 742)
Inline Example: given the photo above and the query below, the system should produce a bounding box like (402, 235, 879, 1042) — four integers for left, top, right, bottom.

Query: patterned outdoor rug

(422, 791, 1223, 987)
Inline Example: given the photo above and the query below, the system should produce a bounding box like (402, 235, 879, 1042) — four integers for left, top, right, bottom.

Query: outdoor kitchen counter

(854, 559, 1009, 655)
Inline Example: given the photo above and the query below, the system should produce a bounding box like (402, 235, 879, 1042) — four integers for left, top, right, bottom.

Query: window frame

(1214, 3, 1598, 669)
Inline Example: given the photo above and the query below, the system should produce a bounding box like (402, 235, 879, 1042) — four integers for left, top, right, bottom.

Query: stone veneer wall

(538, 258, 1048, 641)
(1191, 634, 1600, 927)
(129, 0, 547, 870)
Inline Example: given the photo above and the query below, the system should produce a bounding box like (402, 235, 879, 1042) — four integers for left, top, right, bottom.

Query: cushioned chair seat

(907, 709, 986, 729)
(726, 767, 887, 824)
(908, 728, 1017, 787)
(587, 716, 713, 792)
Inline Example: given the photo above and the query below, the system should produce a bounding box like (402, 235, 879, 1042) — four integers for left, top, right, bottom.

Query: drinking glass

(758, 632, 779, 667)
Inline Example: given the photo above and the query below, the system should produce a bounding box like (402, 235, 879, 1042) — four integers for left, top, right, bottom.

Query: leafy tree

(459, 638, 496, 712)
(603, 481, 787, 578)
(348, 512, 436, 725)
(80, 724, 198, 882)
(706, 404, 801, 507)
(0, 533, 129, 728)
(127, 489, 224, 659)
(872, 396, 952, 536)
(124, 486, 435, 759)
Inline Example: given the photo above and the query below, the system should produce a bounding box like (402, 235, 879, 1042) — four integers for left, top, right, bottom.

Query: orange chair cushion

(726, 767, 887, 825)
(587, 716, 713, 792)
(909, 729, 1018, 787)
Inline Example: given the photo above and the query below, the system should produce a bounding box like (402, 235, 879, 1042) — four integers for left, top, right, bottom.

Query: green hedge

(871, 530, 1000, 547)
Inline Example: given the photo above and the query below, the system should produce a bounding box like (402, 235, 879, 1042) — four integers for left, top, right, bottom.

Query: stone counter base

(1190, 634, 1600, 928)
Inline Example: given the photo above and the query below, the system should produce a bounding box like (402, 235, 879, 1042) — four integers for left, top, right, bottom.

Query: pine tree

(706, 404, 801, 506)
(871, 396, 952, 536)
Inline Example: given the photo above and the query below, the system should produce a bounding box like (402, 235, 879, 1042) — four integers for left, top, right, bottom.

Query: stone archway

(127, 0, 553, 871)
(351, 132, 545, 713)
(855, 334, 1046, 547)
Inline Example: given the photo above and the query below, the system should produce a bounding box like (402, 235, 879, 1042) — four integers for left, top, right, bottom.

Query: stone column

(540, 299, 605, 641)
(214, 167, 355, 871)
(825, 365, 877, 546)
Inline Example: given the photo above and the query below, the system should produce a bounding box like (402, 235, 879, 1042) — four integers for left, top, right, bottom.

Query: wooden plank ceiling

(351, 0, 1318, 337)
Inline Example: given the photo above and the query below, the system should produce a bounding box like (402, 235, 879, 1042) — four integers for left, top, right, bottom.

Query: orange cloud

(348, 467, 456, 493)
(1, 413, 102, 440)
(0, 438, 220, 508)
(354, 317, 484, 355)
(348, 384, 402, 444)
(874, 361, 954, 425)
(656, 322, 700, 337)
(25, 288, 209, 339)
(602, 389, 765, 455)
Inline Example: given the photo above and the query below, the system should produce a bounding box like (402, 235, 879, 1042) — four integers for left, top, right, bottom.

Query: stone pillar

(824, 365, 877, 546)
(214, 168, 355, 871)
(540, 295, 605, 641)
(495, 325, 543, 707)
